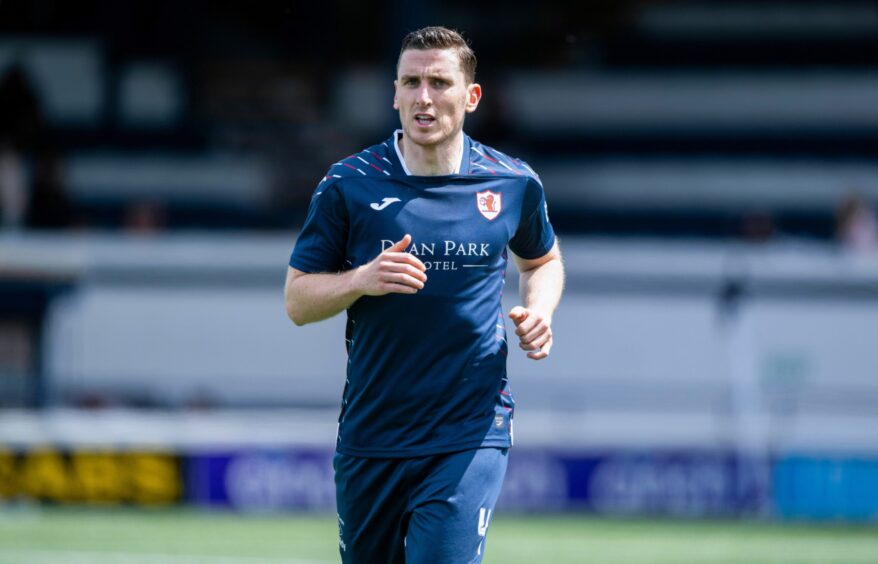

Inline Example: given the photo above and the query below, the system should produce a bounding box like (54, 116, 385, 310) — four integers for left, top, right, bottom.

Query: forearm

(285, 235, 428, 326)
(285, 269, 363, 326)
(518, 257, 565, 321)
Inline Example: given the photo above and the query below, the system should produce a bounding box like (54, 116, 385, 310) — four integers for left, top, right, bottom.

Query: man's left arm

(509, 240, 565, 360)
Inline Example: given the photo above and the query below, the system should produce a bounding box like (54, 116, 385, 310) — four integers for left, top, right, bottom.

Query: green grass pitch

(0, 507, 876, 563)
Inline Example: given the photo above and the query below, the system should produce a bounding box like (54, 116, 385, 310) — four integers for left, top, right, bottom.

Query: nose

(416, 84, 432, 106)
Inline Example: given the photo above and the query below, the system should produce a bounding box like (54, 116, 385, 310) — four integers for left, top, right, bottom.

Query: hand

(353, 234, 427, 296)
(508, 306, 553, 360)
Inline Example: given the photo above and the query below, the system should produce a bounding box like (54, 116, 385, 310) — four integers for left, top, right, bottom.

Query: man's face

(394, 48, 481, 149)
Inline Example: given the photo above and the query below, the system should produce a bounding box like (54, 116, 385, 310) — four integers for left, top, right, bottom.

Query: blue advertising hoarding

(774, 456, 878, 521)
(187, 448, 335, 511)
(185, 448, 771, 517)
(2, 444, 874, 521)
(501, 450, 769, 517)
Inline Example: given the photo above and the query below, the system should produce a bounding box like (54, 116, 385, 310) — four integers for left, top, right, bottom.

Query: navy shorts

(334, 447, 508, 564)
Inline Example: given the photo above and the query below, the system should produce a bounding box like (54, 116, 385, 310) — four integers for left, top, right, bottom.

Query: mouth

(414, 113, 435, 126)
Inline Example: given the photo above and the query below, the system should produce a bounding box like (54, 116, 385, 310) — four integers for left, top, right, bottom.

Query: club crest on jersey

(476, 190, 502, 221)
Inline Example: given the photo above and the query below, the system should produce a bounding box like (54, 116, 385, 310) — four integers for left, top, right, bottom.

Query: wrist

(346, 265, 368, 300)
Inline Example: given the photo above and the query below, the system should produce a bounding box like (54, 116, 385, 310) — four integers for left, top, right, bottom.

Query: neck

(399, 131, 463, 176)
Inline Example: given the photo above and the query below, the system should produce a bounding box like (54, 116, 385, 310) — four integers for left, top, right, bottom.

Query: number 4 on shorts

(477, 507, 492, 556)
(477, 507, 492, 537)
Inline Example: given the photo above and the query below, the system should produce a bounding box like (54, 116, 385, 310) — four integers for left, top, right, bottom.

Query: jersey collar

(392, 130, 471, 176)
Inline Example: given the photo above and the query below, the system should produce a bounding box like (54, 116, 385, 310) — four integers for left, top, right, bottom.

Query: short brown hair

(398, 26, 477, 83)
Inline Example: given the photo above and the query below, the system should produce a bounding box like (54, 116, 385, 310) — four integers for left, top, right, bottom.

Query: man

(285, 26, 564, 563)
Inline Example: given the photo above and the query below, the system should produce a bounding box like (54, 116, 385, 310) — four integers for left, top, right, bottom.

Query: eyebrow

(399, 73, 453, 82)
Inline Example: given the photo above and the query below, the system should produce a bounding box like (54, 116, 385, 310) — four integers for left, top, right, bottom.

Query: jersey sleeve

(289, 182, 349, 273)
(508, 177, 556, 260)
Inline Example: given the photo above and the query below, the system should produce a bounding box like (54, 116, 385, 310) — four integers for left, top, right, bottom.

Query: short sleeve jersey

(289, 131, 556, 458)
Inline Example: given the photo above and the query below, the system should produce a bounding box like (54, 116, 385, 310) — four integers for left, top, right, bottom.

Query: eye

(403, 77, 418, 86)
(430, 78, 449, 88)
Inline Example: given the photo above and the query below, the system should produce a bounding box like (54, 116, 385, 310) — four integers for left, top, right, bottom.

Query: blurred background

(2, 0, 878, 533)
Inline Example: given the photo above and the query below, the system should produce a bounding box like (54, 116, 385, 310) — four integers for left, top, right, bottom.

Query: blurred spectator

(0, 145, 27, 230)
(740, 209, 776, 244)
(0, 63, 43, 152)
(25, 150, 74, 230)
(835, 193, 878, 253)
(0, 62, 76, 231)
(123, 200, 168, 234)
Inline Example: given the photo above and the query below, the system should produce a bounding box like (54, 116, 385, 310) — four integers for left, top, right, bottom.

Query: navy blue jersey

(289, 131, 555, 457)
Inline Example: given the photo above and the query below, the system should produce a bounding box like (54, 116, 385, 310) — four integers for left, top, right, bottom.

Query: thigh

(404, 447, 508, 564)
(334, 453, 408, 564)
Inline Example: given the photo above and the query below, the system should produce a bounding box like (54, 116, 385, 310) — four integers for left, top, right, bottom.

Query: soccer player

(285, 26, 564, 563)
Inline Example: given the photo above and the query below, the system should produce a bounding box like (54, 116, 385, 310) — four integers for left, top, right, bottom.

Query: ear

(465, 83, 482, 113)
(393, 80, 399, 110)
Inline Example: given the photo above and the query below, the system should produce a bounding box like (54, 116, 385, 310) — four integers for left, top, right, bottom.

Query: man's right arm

(285, 234, 427, 326)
